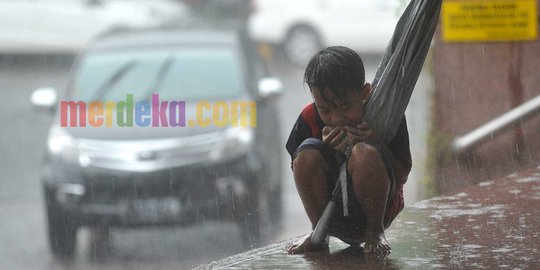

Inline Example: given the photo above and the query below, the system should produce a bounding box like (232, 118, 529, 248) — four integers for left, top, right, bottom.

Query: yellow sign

(442, 0, 538, 42)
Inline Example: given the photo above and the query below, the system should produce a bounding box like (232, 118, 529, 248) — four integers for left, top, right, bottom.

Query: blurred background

(1, 0, 539, 269)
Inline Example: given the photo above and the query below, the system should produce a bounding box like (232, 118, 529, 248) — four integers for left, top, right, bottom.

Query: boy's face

(311, 84, 371, 128)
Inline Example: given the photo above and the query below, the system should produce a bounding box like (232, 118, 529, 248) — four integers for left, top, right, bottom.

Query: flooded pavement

(197, 165, 540, 269)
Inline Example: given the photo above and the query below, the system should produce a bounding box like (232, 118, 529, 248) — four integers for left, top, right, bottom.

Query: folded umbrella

(367, 0, 443, 143)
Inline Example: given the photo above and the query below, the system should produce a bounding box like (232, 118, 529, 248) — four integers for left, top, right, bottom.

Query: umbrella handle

(311, 180, 342, 246)
(311, 200, 337, 246)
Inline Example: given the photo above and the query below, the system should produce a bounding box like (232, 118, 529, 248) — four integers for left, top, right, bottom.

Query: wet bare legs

(287, 144, 392, 256)
(286, 149, 330, 254)
(348, 143, 391, 257)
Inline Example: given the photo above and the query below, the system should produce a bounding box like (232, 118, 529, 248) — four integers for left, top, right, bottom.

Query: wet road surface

(198, 165, 540, 269)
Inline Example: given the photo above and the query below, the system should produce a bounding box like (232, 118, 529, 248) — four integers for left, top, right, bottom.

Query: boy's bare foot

(285, 233, 328, 254)
(364, 232, 390, 257)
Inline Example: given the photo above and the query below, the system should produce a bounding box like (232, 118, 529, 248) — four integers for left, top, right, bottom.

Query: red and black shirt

(285, 103, 412, 173)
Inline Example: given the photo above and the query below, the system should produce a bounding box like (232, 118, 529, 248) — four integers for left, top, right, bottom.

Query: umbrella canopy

(365, 0, 443, 143)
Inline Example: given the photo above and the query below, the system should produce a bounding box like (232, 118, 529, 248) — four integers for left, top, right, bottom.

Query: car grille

(80, 157, 250, 206)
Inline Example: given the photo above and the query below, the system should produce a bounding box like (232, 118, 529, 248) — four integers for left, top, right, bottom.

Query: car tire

(268, 178, 283, 230)
(89, 224, 113, 263)
(44, 187, 78, 261)
(283, 25, 322, 66)
(237, 185, 271, 249)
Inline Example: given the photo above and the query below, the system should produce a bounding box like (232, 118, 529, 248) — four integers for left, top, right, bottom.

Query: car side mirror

(258, 77, 283, 100)
(31, 87, 58, 113)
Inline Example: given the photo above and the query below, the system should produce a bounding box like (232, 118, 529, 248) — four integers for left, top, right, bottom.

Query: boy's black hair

(304, 46, 365, 103)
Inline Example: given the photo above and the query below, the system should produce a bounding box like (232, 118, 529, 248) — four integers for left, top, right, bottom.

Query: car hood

(63, 124, 221, 141)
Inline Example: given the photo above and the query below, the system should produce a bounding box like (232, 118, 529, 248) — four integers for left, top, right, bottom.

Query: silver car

(31, 25, 283, 261)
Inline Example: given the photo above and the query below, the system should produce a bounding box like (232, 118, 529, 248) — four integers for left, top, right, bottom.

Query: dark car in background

(31, 24, 283, 260)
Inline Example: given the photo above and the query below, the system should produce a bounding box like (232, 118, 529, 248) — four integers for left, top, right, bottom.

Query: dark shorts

(293, 138, 404, 244)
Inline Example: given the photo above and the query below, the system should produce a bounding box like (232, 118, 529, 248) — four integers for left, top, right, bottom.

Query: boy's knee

(350, 143, 380, 164)
(293, 149, 329, 177)
(348, 143, 384, 175)
(349, 143, 391, 194)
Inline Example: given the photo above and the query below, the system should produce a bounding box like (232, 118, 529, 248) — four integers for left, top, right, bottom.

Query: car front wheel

(44, 187, 78, 261)
(283, 25, 322, 66)
(236, 185, 271, 249)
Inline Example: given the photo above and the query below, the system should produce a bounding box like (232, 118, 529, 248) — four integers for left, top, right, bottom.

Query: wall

(432, 6, 540, 193)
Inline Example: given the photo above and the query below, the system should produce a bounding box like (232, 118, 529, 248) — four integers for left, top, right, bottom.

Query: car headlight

(47, 126, 77, 157)
(209, 127, 254, 162)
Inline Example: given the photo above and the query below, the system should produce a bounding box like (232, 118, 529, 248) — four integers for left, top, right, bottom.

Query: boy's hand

(346, 121, 383, 146)
(322, 126, 348, 153)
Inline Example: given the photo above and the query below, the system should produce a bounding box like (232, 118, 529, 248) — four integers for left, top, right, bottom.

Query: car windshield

(72, 47, 245, 102)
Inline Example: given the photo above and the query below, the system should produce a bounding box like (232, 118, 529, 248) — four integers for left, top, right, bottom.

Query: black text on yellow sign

(442, 0, 538, 42)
